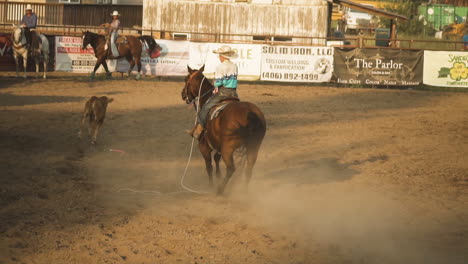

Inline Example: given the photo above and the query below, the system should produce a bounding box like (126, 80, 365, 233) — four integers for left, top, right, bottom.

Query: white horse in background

(11, 25, 49, 79)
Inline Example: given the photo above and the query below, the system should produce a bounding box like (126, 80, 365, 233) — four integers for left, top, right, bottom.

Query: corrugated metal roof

(331, 0, 408, 21)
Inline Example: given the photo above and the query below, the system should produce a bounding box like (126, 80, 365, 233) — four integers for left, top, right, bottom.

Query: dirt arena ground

(0, 73, 467, 264)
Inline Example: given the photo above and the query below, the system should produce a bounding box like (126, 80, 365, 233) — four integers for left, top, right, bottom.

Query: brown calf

(79, 96, 114, 144)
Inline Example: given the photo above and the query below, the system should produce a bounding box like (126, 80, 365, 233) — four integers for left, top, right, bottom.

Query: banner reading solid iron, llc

(260, 46, 333, 82)
(423, 51, 468, 88)
(333, 49, 423, 86)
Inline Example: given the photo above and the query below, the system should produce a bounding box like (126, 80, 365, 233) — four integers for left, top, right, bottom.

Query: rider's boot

(187, 123, 204, 139)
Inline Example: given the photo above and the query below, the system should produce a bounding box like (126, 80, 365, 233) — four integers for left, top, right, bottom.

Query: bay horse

(11, 25, 49, 79)
(81, 31, 161, 80)
(181, 65, 266, 195)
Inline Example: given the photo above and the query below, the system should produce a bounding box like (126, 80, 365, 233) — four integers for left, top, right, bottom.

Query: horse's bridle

(12, 28, 24, 48)
(185, 72, 213, 105)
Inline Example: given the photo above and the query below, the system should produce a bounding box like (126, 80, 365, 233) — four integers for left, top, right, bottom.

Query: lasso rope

(117, 76, 207, 196)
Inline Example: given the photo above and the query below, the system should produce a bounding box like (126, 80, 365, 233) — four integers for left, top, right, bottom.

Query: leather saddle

(208, 98, 239, 121)
(115, 36, 128, 45)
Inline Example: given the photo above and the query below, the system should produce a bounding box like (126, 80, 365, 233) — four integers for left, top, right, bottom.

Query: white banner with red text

(116, 39, 189, 76)
(55, 36, 116, 73)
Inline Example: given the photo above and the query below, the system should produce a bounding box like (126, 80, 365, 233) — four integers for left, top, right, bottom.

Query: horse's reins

(12, 28, 25, 49)
(186, 76, 215, 107)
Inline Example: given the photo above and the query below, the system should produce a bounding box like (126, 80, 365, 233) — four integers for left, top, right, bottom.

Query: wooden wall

(143, 0, 329, 44)
(0, 2, 142, 27)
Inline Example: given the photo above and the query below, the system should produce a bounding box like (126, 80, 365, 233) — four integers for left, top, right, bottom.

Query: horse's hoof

(91, 140, 96, 145)
(216, 187, 224, 196)
(135, 74, 141, 80)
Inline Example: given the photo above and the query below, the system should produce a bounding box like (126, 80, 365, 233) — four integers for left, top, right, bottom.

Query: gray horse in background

(11, 25, 49, 79)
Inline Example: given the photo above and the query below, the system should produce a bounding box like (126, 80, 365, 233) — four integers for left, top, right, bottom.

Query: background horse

(81, 31, 161, 80)
(181, 66, 266, 195)
(11, 26, 49, 79)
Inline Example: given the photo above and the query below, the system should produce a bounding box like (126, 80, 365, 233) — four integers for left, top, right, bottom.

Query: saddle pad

(209, 102, 230, 121)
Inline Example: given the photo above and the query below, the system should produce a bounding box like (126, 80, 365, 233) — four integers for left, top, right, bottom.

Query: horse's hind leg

(214, 152, 222, 179)
(126, 54, 135, 79)
(218, 146, 236, 195)
(244, 145, 261, 190)
(135, 56, 142, 80)
(199, 142, 214, 187)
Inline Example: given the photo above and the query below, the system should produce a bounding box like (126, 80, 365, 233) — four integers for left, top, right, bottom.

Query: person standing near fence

(20, 4, 38, 55)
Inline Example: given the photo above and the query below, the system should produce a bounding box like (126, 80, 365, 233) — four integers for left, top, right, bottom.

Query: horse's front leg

(90, 58, 103, 80)
(199, 141, 214, 187)
(102, 60, 112, 79)
(218, 146, 236, 195)
(22, 55, 27, 79)
(43, 56, 47, 79)
(35, 57, 40, 79)
(14, 54, 19, 78)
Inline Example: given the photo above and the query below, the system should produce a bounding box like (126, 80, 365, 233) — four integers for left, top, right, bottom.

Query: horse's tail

(242, 111, 266, 150)
(139, 35, 158, 52)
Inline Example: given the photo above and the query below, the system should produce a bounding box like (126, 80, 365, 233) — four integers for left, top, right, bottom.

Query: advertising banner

(260, 46, 333, 82)
(55, 36, 116, 73)
(333, 48, 423, 86)
(116, 39, 189, 76)
(189, 43, 262, 81)
(423, 51, 468, 88)
(0, 34, 16, 71)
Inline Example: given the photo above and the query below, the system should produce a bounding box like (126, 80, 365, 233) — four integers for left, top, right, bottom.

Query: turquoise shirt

(214, 60, 238, 89)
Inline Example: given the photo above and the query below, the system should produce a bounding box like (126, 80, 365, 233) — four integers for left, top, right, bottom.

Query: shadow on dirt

(266, 157, 359, 185)
(0, 93, 84, 107)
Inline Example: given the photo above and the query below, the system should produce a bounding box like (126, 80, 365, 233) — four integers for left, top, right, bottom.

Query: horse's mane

(85, 31, 105, 41)
(197, 72, 215, 92)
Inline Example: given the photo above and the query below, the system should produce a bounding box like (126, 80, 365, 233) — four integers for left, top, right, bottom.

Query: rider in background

(21, 4, 38, 53)
(190, 45, 239, 139)
(101, 11, 121, 57)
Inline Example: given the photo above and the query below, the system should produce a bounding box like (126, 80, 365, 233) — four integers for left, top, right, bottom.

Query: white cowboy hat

(111, 11, 120, 16)
(25, 4, 32, 11)
(212, 45, 238, 59)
